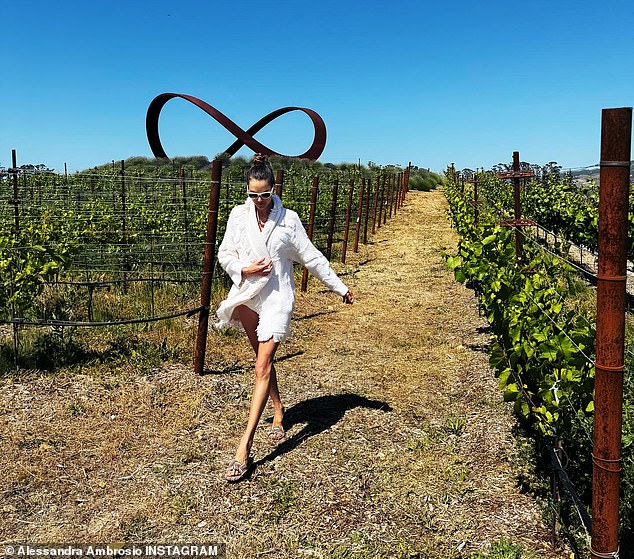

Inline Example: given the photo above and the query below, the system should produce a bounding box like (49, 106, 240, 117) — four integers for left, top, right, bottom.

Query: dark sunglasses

(247, 188, 274, 200)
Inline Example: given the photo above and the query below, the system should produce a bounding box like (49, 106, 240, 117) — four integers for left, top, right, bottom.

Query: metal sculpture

(146, 93, 327, 160)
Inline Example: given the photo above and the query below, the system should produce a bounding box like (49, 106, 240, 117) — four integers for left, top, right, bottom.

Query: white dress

(215, 194, 349, 342)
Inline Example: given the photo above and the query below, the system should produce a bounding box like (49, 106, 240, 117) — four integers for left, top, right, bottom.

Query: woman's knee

(254, 358, 272, 381)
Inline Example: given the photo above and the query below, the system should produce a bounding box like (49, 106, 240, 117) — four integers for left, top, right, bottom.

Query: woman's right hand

(241, 258, 272, 279)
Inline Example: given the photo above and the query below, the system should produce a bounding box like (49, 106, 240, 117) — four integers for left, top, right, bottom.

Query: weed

(469, 537, 537, 559)
(67, 399, 87, 417)
(444, 416, 466, 436)
(119, 513, 155, 542)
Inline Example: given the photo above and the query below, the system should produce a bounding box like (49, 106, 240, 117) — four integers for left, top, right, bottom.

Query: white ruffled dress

(215, 195, 348, 342)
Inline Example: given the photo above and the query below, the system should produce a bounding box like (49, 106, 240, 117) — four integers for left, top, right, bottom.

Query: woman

(216, 154, 354, 482)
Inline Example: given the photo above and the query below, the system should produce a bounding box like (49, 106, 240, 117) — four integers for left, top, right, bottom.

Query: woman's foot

(267, 425, 286, 444)
(225, 456, 252, 483)
(226, 439, 252, 483)
(268, 406, 286, 443)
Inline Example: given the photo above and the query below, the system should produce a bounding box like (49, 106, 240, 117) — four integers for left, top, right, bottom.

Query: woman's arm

(289, 212, 350, 298)
(217, 207, 251, 286)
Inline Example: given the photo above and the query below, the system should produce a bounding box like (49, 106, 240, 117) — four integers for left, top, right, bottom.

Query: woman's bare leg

(237, 306, 284, 424)
(233, 306, 282, 463)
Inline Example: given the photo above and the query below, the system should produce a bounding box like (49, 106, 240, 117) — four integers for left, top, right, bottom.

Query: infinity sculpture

(146, 93, 327, 161)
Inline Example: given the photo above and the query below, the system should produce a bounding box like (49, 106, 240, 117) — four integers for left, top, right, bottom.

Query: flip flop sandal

(225, 456, 252, 483)
(267, 425, 286, 444)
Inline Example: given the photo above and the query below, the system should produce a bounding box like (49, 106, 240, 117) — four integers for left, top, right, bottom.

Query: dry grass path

(1, 189, 567, 558)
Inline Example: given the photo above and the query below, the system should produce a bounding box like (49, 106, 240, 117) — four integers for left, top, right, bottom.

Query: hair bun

(252, 153, 269, 165)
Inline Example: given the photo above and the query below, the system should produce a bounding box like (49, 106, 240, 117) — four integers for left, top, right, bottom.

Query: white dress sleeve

(288, 212, 349, 297)
(218, 207, 250, 287)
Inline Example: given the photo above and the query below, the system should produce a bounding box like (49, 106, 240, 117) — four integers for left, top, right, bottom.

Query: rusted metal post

(120, 160, 130, 293)
(353, 177, 365, 252)
(194, 159, 222, 374)
(11, 150, 19, 234)
(341, 178, 354, 263)
(301, 175, 319, 291)
(180, 166, 191, 265)
(474, 173, 479, 225)
(275, 169, 284, 199)
(388, 174, 395, 218)
(405, 163, 411, 193)
(377, 178, 385, 228)
(326, 177, 339, 260)
(591, 107, 632, 559)
(394, 173, 401, 210)
(371, 175, 380, 234)
(363, 180, 371, 244)
(383, 177, 389, 225)
(512, 151, 523, 262)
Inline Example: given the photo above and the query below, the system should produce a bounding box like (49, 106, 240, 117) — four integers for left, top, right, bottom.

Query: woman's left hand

(342, 291, 354, 305)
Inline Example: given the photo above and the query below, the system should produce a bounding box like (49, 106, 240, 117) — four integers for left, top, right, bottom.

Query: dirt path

(1, 190, 566, 558)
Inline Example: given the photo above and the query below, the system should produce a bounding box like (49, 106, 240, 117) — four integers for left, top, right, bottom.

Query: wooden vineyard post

(326, 177, 339, 261)
(383, 175, 392, 225)
(120, 160, 130, 292)
(180, 166, 191, 265)
(512, 152, 522, 260)
(353, 177, 365, 252)
(377, 177, 385, 228)
(194, 159, 222, 375)
(497, 151, 534, 263)
(363, 179, 371, 244)
(405, 162, 411, 193)
(11, 149, 20, 235)
(473, 173, 479, 225)
(341, 178, 354, 263)
(275, 169, 284, 199)
(301, 175, 319, 291)
(591, 107, 632, 559)
(371, 175, 380, 234)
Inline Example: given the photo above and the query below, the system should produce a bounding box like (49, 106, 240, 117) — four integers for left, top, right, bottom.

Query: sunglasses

(247, 188, 274, 200)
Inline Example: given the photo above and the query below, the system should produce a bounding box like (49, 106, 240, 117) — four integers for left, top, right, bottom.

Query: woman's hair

(248, 153, 275, 188)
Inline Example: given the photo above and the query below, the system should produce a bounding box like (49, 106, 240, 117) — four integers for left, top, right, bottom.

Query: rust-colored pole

(377, 177, 386, 228)
(388, 174, 395, 218)
(275, 169, 284, 199)
(326, 177, 339, 260)
(371, 175, 380, 234)
(301, 175, 319, 291)
(512, 151, 522, 262)
(353, 177, 365, 252)
(394, 173, 401, 210)
(180, 166, 191, 264)
(363, 180, 371, 244)
(341, 178, 354, 263)
(474, 174, 479, 225)
(591, 107, 632, 559)
(11, 150, 19, 234)
(121, 160, 129, 293)
(405, 163, 411, 193)
(194, 159, 222, 374)
(383, 177, 389, 225)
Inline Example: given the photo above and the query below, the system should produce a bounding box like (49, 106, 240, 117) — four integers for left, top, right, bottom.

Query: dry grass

(1, 190, 569, 558)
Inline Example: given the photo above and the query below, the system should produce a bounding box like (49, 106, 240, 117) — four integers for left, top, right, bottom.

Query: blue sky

(1, 0, 633, 173)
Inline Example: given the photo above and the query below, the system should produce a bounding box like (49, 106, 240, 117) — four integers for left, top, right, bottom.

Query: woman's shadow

(254, 393, 392, 467)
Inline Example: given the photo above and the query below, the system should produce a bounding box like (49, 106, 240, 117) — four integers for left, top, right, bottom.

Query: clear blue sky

(1, 0, 633, 173)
